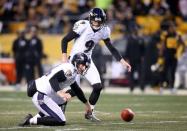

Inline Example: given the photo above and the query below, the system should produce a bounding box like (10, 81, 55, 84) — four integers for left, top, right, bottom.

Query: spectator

(125, 28, 145, 92)
(26, 7, 39, 29)
(149, 0, 168, 16)
(12, 29, 28, 85)
(24, 26, 44, 82)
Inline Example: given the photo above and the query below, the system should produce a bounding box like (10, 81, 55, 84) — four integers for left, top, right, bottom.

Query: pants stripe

(37, 92, 63, 122)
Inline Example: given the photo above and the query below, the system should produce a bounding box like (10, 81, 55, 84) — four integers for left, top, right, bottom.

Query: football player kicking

(19, 53, 93, 126)
(61, 8, 131, 121)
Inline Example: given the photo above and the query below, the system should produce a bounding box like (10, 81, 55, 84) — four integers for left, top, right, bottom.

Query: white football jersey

(35, 63, 77, 96)
(70, 20, 111, 57)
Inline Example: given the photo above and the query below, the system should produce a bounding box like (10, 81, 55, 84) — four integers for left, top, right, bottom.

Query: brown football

(121, 108, 135, 122)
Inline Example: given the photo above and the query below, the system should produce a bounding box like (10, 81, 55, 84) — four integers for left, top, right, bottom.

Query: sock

(29, 117, 37, 124)
(90, 105, 95, 111)
(33, 113, 41, 119)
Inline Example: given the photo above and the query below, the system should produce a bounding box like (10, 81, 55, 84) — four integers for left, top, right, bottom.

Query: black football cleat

(18, 114, 33, 126)
(85, 110, 101, 122)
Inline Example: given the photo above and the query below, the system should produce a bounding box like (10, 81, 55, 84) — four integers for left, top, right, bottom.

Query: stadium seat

(8, 22, 26, 33)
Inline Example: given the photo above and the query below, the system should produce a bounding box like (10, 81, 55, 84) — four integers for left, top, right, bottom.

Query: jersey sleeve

(73, 20, 87, 35)
(102, 26, 111, 40)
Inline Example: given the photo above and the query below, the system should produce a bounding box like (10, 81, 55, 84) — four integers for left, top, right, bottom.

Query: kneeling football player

(19, 53, 93, 126)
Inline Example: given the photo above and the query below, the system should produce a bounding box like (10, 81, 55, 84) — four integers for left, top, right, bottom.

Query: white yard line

(0, 97, 79, 103)
(0, 126, 85, 131)
(0, 121, 186, 130)
(0, 126, 49, 130)
(91, 120, 186, 126)
(55, 128, 86, 131)
(0, 98, 30, 102)
(0, 112, 26, 115)
(1, 85, 187, 95)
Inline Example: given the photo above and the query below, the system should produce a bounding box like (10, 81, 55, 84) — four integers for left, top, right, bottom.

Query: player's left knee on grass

(89, 83, 103, 105)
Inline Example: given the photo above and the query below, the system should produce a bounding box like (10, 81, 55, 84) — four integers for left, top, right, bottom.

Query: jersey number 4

(84, 40, 95, 53)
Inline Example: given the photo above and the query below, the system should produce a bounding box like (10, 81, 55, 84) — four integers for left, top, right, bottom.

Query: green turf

(0, 91, 187, 131)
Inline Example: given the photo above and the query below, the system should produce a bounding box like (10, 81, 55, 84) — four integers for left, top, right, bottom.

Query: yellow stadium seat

(8, 22, 26, 33)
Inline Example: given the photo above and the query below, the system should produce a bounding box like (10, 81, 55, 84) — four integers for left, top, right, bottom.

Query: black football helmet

(89, 8, 106, 30)
(72, 53, 91, 75)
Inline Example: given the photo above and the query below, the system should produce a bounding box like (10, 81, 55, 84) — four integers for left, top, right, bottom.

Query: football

(121, 108, 135, 122)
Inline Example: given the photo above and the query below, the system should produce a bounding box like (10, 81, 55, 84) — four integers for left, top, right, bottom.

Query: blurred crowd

(0, 0, 187, 34)
(0, 0, 187, 93)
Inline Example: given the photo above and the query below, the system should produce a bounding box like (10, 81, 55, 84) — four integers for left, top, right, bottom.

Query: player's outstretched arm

(70, 82, 92, 112)
(70, 82, 87, 103)
(103, 38, 131, 72)
(61, 30, 79, 62)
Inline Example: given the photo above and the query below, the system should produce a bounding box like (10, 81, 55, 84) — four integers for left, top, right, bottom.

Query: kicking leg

(89, 83, 103, 109)
(84, 83, 102, 122)
(84, 61, 103, 122)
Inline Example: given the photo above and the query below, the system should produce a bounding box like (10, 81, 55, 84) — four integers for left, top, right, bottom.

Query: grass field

(0, 91, 187, 131)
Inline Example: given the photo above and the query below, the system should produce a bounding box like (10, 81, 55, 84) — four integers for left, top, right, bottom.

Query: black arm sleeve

(61, 30, 80, 53)
(49, 70, 67, 92)
(70, 82, 87, 103)
(103, 38, 123, 61)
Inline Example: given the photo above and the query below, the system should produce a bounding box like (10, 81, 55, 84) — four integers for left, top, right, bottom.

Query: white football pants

(32, 92, 66, 122)
(76, 59, 101, 86)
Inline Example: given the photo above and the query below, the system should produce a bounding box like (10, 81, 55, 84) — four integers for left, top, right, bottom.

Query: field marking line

(0, 111, 111, 116)
(0, 121, 186, 130)
(0, 126, 49, 130)
(90, 120, 186, 126)
(0, 126, 85, 130)
(55, 128, 86, 131)
(0, 97, 80, 103)
(0, 98, 30, 102)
